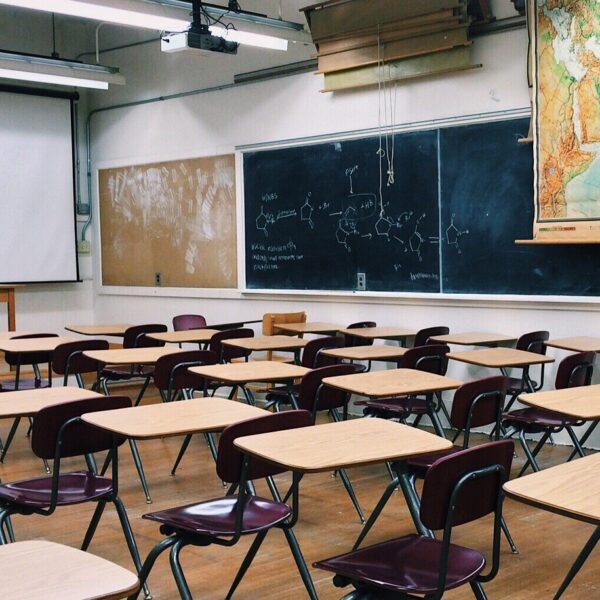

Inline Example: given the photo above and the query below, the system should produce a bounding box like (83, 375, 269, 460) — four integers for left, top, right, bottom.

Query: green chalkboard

(244, 117, 600, 296)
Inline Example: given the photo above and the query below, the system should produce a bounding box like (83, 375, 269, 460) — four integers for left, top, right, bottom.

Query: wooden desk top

(0, 336, 76, 353)
(189, 361, 310, 384)
(0, 540, 139, 600)
(518, 384, 600, 420)
(0, 386, 102, 419)
(65, 324, 132, 336)
(82, 397, 267, 439)
(321, 345, 408, 361)
(546, 336, 600, 353)
(84, 347, 185, 365)
(221, 335, 307, 352)
(337, 326, 416, 340)
(275, 322, 342, 335)
(235, 418, 452, 473)
(323, 368, 462, 398)
(147, 329, 220, 343)
(447, 347, 555, 368)
(430, 332, 517, 346)
(504, 452, 600, 525)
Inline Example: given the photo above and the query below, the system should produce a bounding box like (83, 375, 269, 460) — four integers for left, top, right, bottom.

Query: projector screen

(0, 88, 79, 283)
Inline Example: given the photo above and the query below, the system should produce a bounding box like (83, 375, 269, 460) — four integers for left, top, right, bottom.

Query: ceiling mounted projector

(161, 28, 238, 55)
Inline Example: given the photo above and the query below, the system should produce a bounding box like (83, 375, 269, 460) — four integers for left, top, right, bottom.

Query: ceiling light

(0, 51, 125, 89)
(0, 0, 190, 31)
(209, 25, 288, 51)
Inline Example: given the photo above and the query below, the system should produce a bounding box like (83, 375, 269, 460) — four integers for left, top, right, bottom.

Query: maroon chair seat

(131, 411, 316, 600)
(315, 534, 485, 595)
(408, 446, 464, 475)
(314, 441, 514, 600)
(172, 314, 207, 331)
(362, 396, 429, 417)
(52, 339, 109, 388)
(0, 471, 113, 507)
(413, 325, 450, 347)
(503, 407, 581, 431)
(144, 496, 291, 537)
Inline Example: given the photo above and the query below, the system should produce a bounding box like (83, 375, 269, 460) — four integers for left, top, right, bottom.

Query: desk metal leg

(129, 439, 152, 503)
(554, 526, 600, 599)
(353, 461, 433, 550)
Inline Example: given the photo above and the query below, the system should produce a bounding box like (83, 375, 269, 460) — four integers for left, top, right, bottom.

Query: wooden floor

(0, 384, 598, 599)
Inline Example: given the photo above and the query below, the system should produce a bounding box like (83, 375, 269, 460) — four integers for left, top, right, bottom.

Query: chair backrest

(515, 330, 549, 354)
(153, 349, 218, 391)
(420, 439, 514, 530)
(401, 344, 450, 376)
(343, 321, 376, 348)
(450, 376, 508, 445)
(122, 324, 167, 349)
(301, 336, 344, 368)
(217, 410, 312, 483)
(31, 395, 131, 460)
(262, 311, 306, 336)
(172, 314, 207, 331)
(4, 333, 58, 366)
(52, 339, 109, 376)
(209, 328, 254, 363)
(555, 351, 595, 390)
(297, 363, 358, 416)
(413, 326, 449, 348)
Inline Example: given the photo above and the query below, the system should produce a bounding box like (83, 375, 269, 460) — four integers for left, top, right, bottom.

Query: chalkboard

(244, 117, 600, 295)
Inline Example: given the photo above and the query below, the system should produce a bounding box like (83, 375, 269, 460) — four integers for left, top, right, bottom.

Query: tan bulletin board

(99, 154, 237, 288)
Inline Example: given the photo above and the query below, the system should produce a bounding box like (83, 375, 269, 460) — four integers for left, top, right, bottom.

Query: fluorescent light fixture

(209, 25, 288, 51)
(0, 51, 125, 89)
(0, 0, 190, 31)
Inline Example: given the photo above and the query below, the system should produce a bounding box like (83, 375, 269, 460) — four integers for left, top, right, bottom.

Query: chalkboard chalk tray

(244, 118, 600, 296)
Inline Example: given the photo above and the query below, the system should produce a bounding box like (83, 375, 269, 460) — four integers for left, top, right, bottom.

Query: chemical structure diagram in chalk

(255, 204, 298, 238)
(445, 214, 469, 254)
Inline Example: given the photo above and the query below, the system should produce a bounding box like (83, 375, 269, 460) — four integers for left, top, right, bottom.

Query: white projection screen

(0, 88, 79, 283)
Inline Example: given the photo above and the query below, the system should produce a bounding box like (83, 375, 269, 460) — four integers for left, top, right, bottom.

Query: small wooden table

(82, 396, 267, 440)
(546, 336, 600, 353)
(0, 386, 102, 464)
(275, 322, 342, 336)
(0, 285, 19, 331)
(504, 453, 600, 599)
(321, 345, 408, 363)
(147, 329, 220, 344)
(430, 332, 517, 346)
(324, 368, 461, 438)
(0, 540, 140, 600)
(337, 326, 416, 343)
(221, 335, 307, 363)
(189, 361, 309, 407)
(235, 418, 452, 540)
(447, 347, 554, 369)
(65, 324, 132, 336)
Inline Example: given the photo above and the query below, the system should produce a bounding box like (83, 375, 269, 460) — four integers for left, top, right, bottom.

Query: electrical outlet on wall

(77, 240, 91, 254)
(357, 272, 366, 291)
(155, 272, 162, 286)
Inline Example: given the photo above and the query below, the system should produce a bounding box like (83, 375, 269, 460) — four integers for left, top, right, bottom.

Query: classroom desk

(546, 336, 600, 353)
(65, 324, 132, 336)
(518, 384, 600, 455)
(147, 329, 220, 344)
(321, 344, 408, 363)
(337, 326, 416, 344)
(235, 418, 452, 544)
(430, 332, 517, 346)
(81, 396, 266, 440)
(206, 318, 262, 330)
(0, 285, 18, 331)
(274, 322, 342, 336)
(0, 540, 140, 600)
(0, 386, 102, 464)
(0, 330, 30, 339)
(323, 368, 462, 437)
(504, 453, 600, 599)
(189, 361, 310, 407)
(221, 335, 307, 363)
